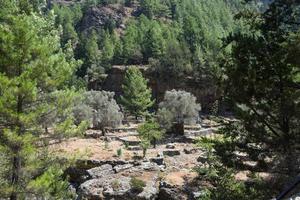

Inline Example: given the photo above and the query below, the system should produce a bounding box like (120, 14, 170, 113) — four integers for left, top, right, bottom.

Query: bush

(112, 180, 120, 190)
(157, 90, 201, 130)
(117, 148, 122, 157)
(137, 119, 164, 148)
(73, 90, 123, 135)
(130, 177, 146, 193)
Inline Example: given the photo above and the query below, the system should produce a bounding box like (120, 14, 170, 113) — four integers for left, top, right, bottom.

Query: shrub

(137, 119, 164, 148)
(130, 177, 146, 193)
(73, 90, 123, 135)
(117, 148, 122, 157)
(157, 90, 201, 130)
(112, 180, 120, 190)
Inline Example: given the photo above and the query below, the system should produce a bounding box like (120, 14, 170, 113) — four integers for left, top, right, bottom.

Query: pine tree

(223, 0, 300, 174)
(137, 119, 164, 148)
(120, 66, 154, 119)
(142, 22, 166, 60)
(0, 1, 86, 199)
(122, 23, 143, 64)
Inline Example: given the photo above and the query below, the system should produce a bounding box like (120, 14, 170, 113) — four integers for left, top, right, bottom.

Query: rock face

(87, 164, 114, 179)
(157, 181, 188, 200)
(102, 66, 219, 113)
(80, 5, 125, 31)
(73, 159, 163, 200)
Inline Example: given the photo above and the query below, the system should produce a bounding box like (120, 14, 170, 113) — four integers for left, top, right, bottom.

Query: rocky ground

(49, 121, 219, 200)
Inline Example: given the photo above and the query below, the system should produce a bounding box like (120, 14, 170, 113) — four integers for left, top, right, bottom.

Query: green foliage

(50, 0, 243, 82)
(74, 90, 123, 133)
(53, 3, 82, 47)
(28, 166, 74, 199)
(140, 140, 151, 158)
(139, 0, 170, 19)
(137, 118, 164, 148)
(120, 66, 154, 118)
(0, 1, 86, 198)
(117, 148, 123, 157)
(223, 0, 300, 152)
(196, 137, 272, 200)
(157, 90, 201, 129)
(130, 177, 146, 193)
(112, 179, 121, 190)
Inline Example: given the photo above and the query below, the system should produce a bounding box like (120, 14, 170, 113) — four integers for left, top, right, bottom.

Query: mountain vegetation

(0, 0, 299, 199)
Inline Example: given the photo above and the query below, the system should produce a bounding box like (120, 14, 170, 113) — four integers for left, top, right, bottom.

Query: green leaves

(0, 1, 85, 198)
(120, 66, 154, 118)
(137, 119, 164, 142)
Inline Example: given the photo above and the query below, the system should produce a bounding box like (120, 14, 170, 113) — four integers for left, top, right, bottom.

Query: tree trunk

(101, 127, 106, 136)
(10, 155, 21, 200)
(10, 94, 23, 200)
(153, 139, 156, 148)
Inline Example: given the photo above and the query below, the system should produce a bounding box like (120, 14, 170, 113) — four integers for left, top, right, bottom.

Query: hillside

(0, 0, 299, 200)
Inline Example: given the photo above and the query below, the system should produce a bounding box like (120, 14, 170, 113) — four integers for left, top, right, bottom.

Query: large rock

(140, 161, 161, 171)
(79, 175, 159, 200)
(102, 176, 132, 199)
(157, 187, 187, 200)
(120, 136, 141, 146)
(78, 179, 105, 200)
(65, 167, 91, 184)
(80, 5, 124, 31)
(87, 164, 114, 179)
(114, 164, 134, 173)
(136, 175, 159, 200)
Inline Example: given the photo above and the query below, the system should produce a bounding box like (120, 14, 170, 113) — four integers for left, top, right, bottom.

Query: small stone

(183, 148, 198, 154)
(157, 152, 164, 157)
(166, 143, 175, 149)
(127, 146, 142, 151)
(197, 155, 208, 163)
(163, 150, 180, 157)
(113, 164, 133, 173)
(150, 157, 164, 166)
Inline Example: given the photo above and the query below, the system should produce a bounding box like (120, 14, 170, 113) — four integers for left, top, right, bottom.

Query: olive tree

(157, 90, 201, 133)
(74, 90, 123, 135)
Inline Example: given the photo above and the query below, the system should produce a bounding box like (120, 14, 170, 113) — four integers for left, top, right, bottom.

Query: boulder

(87, 164, 114, 179)
(102, 176, 132, 199)
(127, 146, 142, 151)
(166, 144, 175, 149)
(183, 148, 198, 154)
(120, 136, 141, 146)
(139, 161, 161, 171)
(65, 167, 91, 184)
(78, 179, 105, 200)
(150, 157, 164, 166)
(197, 155, 208, 163)
(79, 176, 132, 200)
(163, 150, 180, 157)
(157, 187, 187, 200)
(136, 175, 159, 200)
(114, 164, 134, 173)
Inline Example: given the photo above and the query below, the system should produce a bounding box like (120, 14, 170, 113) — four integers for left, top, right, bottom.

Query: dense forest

(0, 0, 299, 199)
